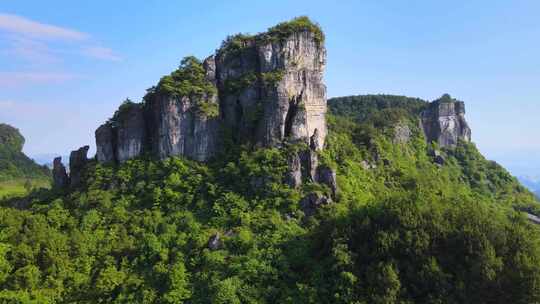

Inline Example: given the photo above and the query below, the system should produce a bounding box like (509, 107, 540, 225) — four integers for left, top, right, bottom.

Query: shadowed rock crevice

(284, 96, 300, 138)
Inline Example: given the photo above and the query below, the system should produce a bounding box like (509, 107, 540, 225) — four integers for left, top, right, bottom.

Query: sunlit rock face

(146, 93, 220, 162)
(421, 98, 471, 148)
(216, 31, 327, 150)
(94, 19, 328, 164)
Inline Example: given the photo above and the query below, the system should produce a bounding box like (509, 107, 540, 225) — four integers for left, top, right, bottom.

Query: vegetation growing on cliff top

(218, 16, 324, 58)
(156, 56, 217, 99)
(263, 16, 325, 44)
(1, 95, 539, 303)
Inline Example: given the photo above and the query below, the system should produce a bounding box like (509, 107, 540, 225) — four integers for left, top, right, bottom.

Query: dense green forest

(0, 95, 538, 303)
(0, 124, 51, 198)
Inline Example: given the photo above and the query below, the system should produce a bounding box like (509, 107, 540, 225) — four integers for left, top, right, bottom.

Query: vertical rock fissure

(284, 96, 299, 138)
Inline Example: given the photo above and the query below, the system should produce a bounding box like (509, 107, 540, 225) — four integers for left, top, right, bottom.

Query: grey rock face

(94, 25, 327, 165)
(95, 104, 147, 163)
(421, 99, 471, 148)
(147, 94, 219, 162)
(316, 165, 338, 196)
(115, 104, 146, 162)
(285, 153, 303, 188)
(394, 123, 411, 144)
(299, 149, 319, 182)
(96, 123, 115, 163)
(69, 146, 89, 187)
(216, 31, 327, 150)
(52, 157, 69, 189)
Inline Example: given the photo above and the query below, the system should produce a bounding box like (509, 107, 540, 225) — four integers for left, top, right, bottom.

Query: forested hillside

(0, 93, 539, 303)
(0, 124, 50, 198)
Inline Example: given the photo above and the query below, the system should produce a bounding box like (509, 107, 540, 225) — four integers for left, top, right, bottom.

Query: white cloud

(81, 46, 122, 61)
(0, 13, 120, 63)
(0, 13, 87, 41)
(0, 72, 76, 87)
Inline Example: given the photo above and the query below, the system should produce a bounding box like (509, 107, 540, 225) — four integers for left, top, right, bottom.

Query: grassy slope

(0, 179, 51, 199)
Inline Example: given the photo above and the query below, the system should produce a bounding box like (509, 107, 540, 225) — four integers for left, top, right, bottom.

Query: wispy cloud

(0, 72, 76, 87)
(0, 13, 121, 63)
(0, 13, 87, 41)
(81, 46, 122, 61)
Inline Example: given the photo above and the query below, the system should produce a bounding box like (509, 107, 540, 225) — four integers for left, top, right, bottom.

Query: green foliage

(0, 124, 24, 152)
(218, 16, 324, 58)
(263, 16, 325, 45)
(155, 56, 217, 99)
(260, 70, 284, 86)
(223, 72, 257, 95)
(0, 95, 539, 302)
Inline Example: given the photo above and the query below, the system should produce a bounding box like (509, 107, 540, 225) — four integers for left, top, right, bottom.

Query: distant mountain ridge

(519, 176, 540, 199)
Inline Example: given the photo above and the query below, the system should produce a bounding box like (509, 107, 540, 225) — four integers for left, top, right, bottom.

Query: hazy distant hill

(518, 176, 540, 199)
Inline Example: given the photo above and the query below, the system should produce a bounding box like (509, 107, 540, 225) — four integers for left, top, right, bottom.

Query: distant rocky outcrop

(53, 146, 90, 189)
(421, 94, 471, 148)
(94, 17, 327, 164)
(69, 146, 89, 187)
(52, 157, 68, 189)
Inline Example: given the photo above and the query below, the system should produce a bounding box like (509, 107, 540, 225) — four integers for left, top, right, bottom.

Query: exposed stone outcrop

(147, 93, 220, 162)
(96, 123, 115, 163)
(216, 30, 327, 151)
(69, 146, 89, 188)
(52, 157, 69, 189)
(316, 165, 338, 196)
(208, 233, 222, 251)
(394, 123, 411, 144)
(115, 104, 146, 162)
(285, 153, 302, 188)
(94, 19, 327, 165)
(421, 95, 471, 148)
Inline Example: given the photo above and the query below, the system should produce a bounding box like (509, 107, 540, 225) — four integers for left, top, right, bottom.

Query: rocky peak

(421, 94, 471, 148)
(68, 146, 89, 188)
(216, 27, 327, 150)
(52, 157, 68, 189)
(94, 17, 328, 164)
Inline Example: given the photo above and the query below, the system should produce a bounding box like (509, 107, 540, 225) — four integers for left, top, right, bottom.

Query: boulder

(208, 233, 222, 250)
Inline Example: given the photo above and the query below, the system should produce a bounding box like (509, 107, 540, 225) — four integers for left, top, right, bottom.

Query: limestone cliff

(93, 17, 327, 164)
(421, 94, 471, 148)
(216, 29, 327, 150)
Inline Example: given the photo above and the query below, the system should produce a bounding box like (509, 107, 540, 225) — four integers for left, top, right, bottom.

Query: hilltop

(1, 17, 540, 303)
(0, 123, 51, 197)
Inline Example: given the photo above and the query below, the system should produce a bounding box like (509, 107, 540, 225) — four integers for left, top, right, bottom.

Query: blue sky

(0, 0, 539, 176)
